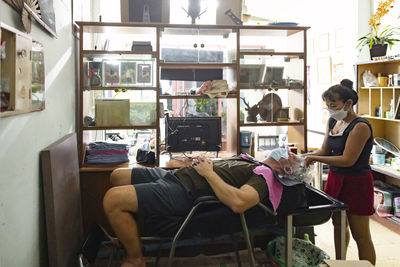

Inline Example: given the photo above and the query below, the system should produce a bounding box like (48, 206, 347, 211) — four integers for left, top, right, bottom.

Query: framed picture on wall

(137, 64, 152, 83)
(317, 56, 332, 84)
(318, 33, 330, 52)
(333, 63, 344, 82)
(335, 28, 345, 48)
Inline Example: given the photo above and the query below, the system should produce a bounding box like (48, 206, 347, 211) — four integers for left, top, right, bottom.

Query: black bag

(136, 149, 156, 164)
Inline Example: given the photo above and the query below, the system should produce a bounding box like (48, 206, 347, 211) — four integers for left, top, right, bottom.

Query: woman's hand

(192, 156, 214, 177)
(304, 155, 317, 167)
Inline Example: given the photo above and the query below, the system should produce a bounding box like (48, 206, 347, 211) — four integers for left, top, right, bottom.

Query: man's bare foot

(121, 257, 146, 267)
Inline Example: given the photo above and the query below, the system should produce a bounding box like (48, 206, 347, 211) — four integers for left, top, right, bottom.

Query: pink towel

(253, 165, 283, 211)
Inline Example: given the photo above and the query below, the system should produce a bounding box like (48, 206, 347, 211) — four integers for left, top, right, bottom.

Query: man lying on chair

(103, 148, 307, 267)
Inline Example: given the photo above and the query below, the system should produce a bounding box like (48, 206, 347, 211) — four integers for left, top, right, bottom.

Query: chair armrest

(193, 195, 220, 205)
(256, 202, 277, 216)
(194, 195, 277, 216)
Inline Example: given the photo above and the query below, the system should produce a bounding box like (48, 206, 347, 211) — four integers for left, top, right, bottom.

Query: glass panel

(240, 28, 304, 53)
(159, 98, 237, 153)
(31, 41, 45, 110)
(83, 128, 157, 163)
(160, 66, 236, 96)
(83, 54, 156, 88)
(83, 90, 157, 127)
(240, 126, 288, 161)
(82, 25, 157, 51)
(240, 88, 304, 123)
(160, 27, 237, 63)
(240, 55, 304, 88)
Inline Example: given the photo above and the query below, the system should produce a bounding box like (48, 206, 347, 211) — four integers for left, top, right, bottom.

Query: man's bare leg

(110, 168, 133, 186)
(103, 185, 145, 267)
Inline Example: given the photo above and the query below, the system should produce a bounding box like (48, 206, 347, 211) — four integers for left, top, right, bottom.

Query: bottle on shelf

(390, 99, 395, 119)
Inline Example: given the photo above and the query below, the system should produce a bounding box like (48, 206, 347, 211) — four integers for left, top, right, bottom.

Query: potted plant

(356, 0, 400, 59)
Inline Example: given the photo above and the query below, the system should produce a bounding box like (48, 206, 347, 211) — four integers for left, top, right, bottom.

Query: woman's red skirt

(324, 169, 375, 216)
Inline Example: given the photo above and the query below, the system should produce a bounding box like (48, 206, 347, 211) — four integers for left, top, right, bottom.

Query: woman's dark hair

(322, 79, 358, 105)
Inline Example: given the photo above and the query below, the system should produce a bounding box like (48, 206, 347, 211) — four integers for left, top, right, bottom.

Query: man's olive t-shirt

(173, 158, 267, 200)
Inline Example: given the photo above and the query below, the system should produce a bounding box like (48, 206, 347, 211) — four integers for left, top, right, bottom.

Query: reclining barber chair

(79, 183, 347, 267)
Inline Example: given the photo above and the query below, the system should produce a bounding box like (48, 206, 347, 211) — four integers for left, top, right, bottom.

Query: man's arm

(192, 157, 260, 213)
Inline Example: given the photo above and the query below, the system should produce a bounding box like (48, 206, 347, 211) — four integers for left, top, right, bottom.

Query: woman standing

(305, 79, 376, 265)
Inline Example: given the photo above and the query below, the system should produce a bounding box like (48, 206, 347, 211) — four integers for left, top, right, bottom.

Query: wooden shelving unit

(76, 21, 309, 166)
(356, 59, 400, 232)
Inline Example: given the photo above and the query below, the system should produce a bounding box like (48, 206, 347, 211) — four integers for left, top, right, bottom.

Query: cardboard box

(319, 259, 374, 267)
(95, 99, 130, 126)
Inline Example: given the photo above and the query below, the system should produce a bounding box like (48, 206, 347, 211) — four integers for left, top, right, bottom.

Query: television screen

(165, 116, 222, 152)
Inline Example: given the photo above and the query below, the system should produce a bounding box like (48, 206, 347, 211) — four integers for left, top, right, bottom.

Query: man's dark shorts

(131, 167, 195, 219)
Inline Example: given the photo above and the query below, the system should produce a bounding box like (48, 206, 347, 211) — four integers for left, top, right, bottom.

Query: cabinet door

(239, 55, 305, 123)
(240, 28, 305, 53)
(160, 27, 237, 63)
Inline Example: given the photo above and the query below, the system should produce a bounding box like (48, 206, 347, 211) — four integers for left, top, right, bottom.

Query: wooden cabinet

(355, 60, 400, 151)
(355, 59, 400, 232)
(1, 23, 45, 117)
(76, 22, 309, 165)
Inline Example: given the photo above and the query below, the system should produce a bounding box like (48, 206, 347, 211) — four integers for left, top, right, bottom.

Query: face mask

(328, 108, 348, 121)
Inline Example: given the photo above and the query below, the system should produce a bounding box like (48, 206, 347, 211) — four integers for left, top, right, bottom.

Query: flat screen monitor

(165, 116, 222, 152)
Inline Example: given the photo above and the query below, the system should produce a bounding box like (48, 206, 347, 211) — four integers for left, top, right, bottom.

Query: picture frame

(335, 28, 345, 48)
(120, 62, 137, 85)
(239, 64, 265, 87)
(137, 64, 152, 83)
(318, 33, 330, 52)
(332, 63, 344, 82)
(103, 61, 120, 85)
(317, 56, 332, 84)
(130, 102, 157, 126)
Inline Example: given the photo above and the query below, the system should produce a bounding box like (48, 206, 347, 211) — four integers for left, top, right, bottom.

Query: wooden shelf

(82, 50, 156, 56)
(83, 86, 157, 91)
(82, 125, 157, 130)
(159, 94, 237, 99)
(159, 62, 236, 69)
(356, 58, 400, 65)
(361, 115, 400, 122)
(239, 85, 304, 90)
(371, 165, 400, 180)
(240, 121, 304, 127)
(239, 51, 304, 56)
(371, 213, 400, 235)
(360, 87, 400, 89)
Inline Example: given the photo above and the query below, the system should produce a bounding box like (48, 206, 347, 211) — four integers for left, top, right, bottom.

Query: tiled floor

(95, 218, 400, 266)
(314, 218, 400, 267)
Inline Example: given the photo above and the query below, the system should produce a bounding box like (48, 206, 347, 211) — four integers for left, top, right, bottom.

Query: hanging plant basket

(370, 44, 388, 59)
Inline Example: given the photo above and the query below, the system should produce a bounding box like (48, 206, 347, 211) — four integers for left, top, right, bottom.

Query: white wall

(0, 1, 75, 266)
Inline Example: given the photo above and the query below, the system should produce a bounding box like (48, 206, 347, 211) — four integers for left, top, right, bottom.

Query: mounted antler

(240, 97, 259, 122)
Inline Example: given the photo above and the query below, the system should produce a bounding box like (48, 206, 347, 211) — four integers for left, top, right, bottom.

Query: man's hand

(192, 156, 214, 177)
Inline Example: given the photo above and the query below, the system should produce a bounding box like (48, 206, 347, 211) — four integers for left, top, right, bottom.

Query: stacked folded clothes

(85, 142, 129, 164)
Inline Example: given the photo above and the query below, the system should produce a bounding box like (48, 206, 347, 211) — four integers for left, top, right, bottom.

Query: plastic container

(372, 153, 385, 165)
(394, 197, 400, 217)
(267, 236, 329, 267)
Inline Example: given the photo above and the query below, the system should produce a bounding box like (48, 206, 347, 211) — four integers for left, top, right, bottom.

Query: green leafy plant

(357, 24, 400, 51)
(356, 0, 400, 51)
